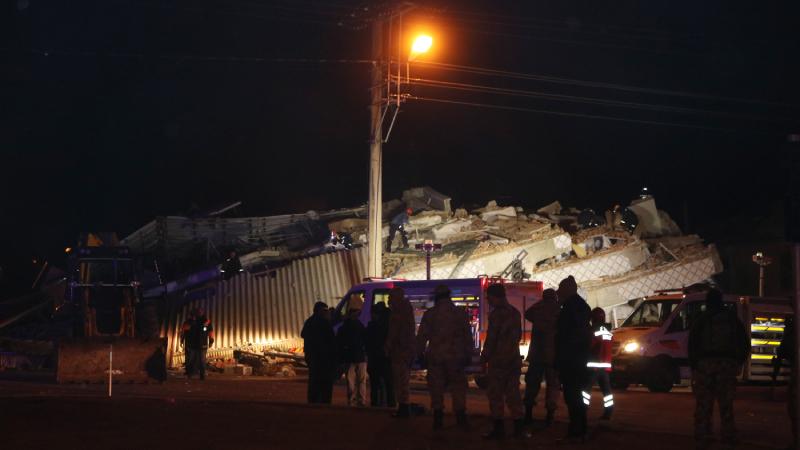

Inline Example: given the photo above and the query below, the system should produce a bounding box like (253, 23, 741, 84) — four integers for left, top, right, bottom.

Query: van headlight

(622, 341, 640, 353)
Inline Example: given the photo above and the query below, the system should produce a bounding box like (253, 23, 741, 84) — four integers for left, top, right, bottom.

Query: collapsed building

(0, 187, 721, 369)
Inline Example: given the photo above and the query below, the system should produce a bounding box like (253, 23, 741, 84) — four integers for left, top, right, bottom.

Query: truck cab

(611, 289, 792, 392)
(331, 277, 543, 368)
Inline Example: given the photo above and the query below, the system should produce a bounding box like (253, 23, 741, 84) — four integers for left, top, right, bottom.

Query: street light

(367, 24, 435, 278)
(410, 34, 433, 60)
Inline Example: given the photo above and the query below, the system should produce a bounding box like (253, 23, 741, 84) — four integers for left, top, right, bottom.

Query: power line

(29, 49, 375, 65)
(406, 96, 766, 134)
(411, 61, 799, 109)
(406, 77, 795, 123)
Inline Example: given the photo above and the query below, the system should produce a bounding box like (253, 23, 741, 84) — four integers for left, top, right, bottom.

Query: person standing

(301, 302, 336, 404)
(523, 288, 560, 426)
(182, 307, 214, 380)
(366, 302, 395, 408)
(416, 285, 473, 430)
(555, 275, 592, 442)
(586, 307, 615, 420)
(385, 287, 416, 418)
(338, 307, 368, 407)
(481, 283, 529, 440)
(778, 317, 796, 449)
(386, 207, 412, 253)
(688, 289, 749, 449)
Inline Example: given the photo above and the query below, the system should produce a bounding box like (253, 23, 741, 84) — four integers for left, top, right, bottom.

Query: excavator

(56, 233, 166, 383)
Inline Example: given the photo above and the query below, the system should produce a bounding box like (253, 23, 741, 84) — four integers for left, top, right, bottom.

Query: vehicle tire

(610, 374, 630, 390)
(646, 357, 676, 393)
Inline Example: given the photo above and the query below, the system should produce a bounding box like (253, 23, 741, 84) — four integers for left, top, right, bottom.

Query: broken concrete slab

(480, 207, 517, 221)
(402, 186, 451, 213)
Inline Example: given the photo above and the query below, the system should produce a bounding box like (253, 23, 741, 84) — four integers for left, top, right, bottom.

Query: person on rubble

(481, 283, 529, 440)
(366, 302, 395, 408)
(555, 275, 592, 442)
(386, 207, 412, 253)
(585, 307, 615, 420)
(385, 287, 416, 418)
(337, 298, 368, 407)
(523, 288, 560, 426)
(301, 301, 336, 404)
(416, 285, 473, 430)
(688, 288, 749, 450)
(182, 307, 214, 380)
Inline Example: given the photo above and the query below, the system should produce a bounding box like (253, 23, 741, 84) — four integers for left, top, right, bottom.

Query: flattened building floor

(0, 375, 790, 449)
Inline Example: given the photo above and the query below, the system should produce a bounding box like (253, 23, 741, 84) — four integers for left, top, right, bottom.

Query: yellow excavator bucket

(56, 337, 166, 383)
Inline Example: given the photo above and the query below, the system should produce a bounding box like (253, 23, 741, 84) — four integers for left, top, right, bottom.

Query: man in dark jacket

(386, 207, 412, 253)
(554, 276, 592, 441)
(182, 307, 214, 380)
(688, 289, 749, 449)
(524, 288, 560, 426)
(338, 307, 368, 407)
(778, 317, 796, 448)
(301, 302, 337, 404)
(366, 302, 395, 407)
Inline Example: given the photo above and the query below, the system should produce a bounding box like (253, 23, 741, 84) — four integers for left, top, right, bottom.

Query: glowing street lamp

(410, 34, 433, 60)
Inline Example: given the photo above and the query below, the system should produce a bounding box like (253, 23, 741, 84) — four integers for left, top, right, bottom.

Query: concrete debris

(480, 206, 517, 222)
(402, 186, 452, 214)
(537, 201, 562, 216)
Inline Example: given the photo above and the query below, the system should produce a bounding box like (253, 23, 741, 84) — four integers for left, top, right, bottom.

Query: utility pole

(367, 20, 384, 278)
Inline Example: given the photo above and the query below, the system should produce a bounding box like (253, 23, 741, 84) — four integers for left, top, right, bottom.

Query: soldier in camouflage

(688, 289, 749, 450)
(481, 283, 529, 440)
(385, 287, 416, 418)
(416, 285, 473, 430)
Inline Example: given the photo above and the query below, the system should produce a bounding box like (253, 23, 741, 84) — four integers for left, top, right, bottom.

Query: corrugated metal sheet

(167, 247, 368, 367)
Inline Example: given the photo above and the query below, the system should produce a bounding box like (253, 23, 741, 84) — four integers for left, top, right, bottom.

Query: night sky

(3, 0, 799, 296)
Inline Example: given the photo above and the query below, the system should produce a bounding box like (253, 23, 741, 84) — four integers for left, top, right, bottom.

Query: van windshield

(622, 300, 680, 327)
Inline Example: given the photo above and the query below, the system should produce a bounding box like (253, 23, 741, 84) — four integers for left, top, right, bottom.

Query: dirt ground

(0, 374, 792, 450)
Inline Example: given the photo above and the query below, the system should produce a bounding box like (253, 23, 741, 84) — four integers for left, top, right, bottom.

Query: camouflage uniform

(691, 358, 739, 444)
(688, 301, 748, 447)
(416, 297, 473, 413)
(386, 294, 416, 404)
(482, 302, 524, 420)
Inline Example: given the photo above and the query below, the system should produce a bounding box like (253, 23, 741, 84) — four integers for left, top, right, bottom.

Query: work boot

(523, 405, 534, 425)
(482, 419, 505, 440)
(392, 403, 410, 418)
(513, 419, 532, 439)
(432, 409, 444, 430)
(601, 407, 613, 421)
(455, 411, 470, 430)
(545, 409, 555, 426)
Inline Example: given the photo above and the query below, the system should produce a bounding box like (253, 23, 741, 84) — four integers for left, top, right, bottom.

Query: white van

(611, 289, 792, 392)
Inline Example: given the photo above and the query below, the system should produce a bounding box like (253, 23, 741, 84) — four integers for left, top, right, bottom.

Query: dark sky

(2, 0, 799, 295)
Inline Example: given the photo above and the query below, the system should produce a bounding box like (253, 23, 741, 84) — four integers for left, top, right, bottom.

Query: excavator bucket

(56, 337, 166, 383)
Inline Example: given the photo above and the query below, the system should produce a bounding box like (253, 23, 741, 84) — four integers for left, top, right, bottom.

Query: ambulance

(611, 288, 792, 392)
(331, 277, 543, 371)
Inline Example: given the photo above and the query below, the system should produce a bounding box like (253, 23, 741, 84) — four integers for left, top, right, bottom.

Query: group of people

(301, 288, 418, 412)
(180, 307, 215, 380)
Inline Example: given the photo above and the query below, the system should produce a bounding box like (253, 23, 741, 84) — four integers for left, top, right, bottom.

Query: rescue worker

(301, 301, 336, 404)
(366, 302, 395, 408)
(338, 305, 368, 407)
(182, 307, 214, 380)
(416, 285, 473, 430)
(481, 283, 529, 440)
(688, 288, 749, 450)
(385, 287, 416, 418)
(523, 288, 560, 426)
(586, 307, 614, 420)
(386, 207, 412, 253)
(555, 275, 592, 441)
(778, 317, 796, 449)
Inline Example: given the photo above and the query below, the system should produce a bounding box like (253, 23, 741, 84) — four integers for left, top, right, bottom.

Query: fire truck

(611, 289, 792, 392)
(331, 277, 543, 372)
